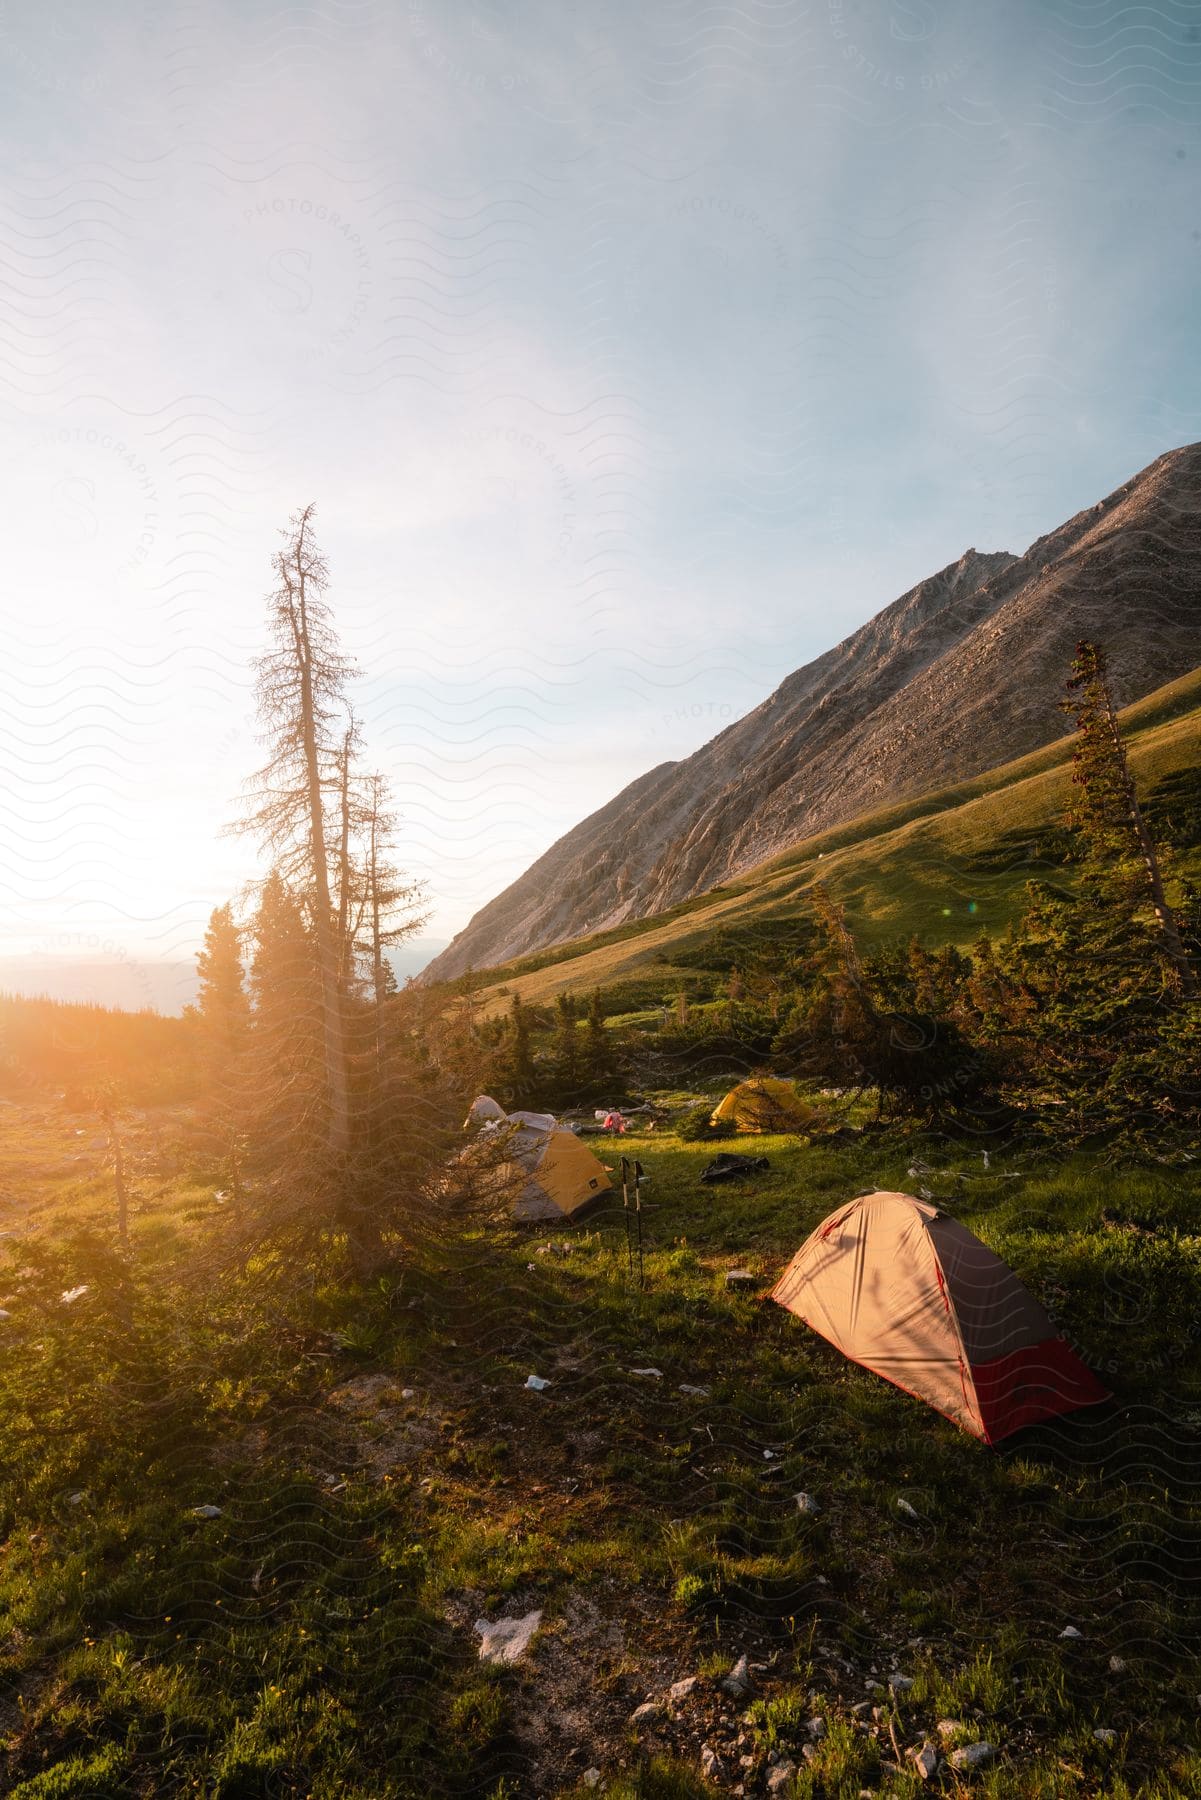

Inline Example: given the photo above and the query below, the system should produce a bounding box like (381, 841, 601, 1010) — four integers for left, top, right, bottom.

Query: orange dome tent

(772, 1191, 1109, 1443)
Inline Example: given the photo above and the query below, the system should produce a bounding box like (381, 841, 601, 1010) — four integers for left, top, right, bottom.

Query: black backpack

(700, 1152, 771, 1184)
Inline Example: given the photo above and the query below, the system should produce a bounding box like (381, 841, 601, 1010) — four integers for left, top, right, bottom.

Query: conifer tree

(553, 992, 579, 1101)
(247, 870, 323, 1162)
(232, 507, 432, 1273)
(238, 504, 355, 1190)
(584, 987, 617, 1095)
(507, 992, 536, 1105)
(957, 642, 1201, 1145)
(1063, 640, 1195, 995)
(196, 904, 250, 1063)
(194, 901, 252, 1192)
(358, 771, 425, 1015)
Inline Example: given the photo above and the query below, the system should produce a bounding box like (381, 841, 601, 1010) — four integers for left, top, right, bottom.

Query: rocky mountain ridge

(425, 444, 1201, 983)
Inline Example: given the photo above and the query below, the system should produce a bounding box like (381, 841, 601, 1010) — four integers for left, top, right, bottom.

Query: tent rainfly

(711, 1077, 811, 1134)
(771, 1190, 1109, 1443)
(464, 1094, 507, 1129)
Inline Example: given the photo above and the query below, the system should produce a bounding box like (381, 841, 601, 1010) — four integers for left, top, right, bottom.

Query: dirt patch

(446, 1580, 719, 1792)
(322, 1374, 444, 1478)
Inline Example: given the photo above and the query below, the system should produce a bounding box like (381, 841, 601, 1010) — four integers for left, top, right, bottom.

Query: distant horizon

(0, 938, 452, 1017)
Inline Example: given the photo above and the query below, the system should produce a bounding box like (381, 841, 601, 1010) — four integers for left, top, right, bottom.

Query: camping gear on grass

(700, 1152, 771, 1184)
(711, 1077, 811, 1133)
(771, 1190, 1109, 1443)
(621, 1155, 645, 1285)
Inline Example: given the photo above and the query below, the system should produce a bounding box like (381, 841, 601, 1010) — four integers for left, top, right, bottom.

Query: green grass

(2, 1095, 1201, 1794)
(458, 667, 1201, 1019)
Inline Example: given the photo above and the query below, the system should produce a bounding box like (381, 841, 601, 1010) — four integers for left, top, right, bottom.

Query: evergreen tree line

(589, 643, 1200, 1152)
(421, 641, 1199, 1152)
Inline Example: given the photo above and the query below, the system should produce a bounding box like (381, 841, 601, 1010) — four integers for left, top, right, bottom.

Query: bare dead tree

(360, 770, 426, 1012)
(230, 509, 434, 1276)
(235, 505, 361, 1256)
(334, 710, 365, 986)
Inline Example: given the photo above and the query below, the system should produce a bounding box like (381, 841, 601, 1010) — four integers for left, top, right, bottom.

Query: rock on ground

(721, 1653, 751, 1697)
(910, 1740, 939, 1779)
(475, 1609, 543, 1664)
(950, 1742, 995, 1771)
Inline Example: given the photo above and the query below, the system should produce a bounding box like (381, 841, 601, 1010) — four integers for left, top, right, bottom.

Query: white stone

(191, 1504, 223, 1519)
(949, 1742, 995, 1771)
(1093, 1728, 1116, 1745)
(582, 1771, 602, 1790)
(1108, 1655, 1127, 1673)
(629, 1367, 663, 1379)
(679, 1384, 710, 1397)
(721, 1653, 751, 1697)
(910, 1741, 939, 1779)
(889, 1674, 914, 1694)
(669, 1677, 698, 1704)
(630, 1701, 663, 1728)
(1059, 1625, 1083, 1640)
(794, 1491, 821, 1516)
(524, 1374, 551, 1391)
(475, 1609, 542, 1664)
(895, 1498, 920, 1520)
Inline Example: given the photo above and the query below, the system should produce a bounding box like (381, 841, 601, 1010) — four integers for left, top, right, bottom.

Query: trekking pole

(634, 1159, 645, 1289)
(620, 1155, 634, 1278)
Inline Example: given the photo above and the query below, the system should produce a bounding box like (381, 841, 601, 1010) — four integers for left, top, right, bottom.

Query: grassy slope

(2, 1095, 1201, 1796)
(464, 667, 1201, 1018)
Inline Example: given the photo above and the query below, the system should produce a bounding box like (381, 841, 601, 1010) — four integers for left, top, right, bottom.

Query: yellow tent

(507, 1127, 612, 1222)
(711, 1077, 811, 1134)
(457, 1118, 612, 1223)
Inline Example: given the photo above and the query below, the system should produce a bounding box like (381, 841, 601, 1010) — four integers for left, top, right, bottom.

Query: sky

(2, 0, 1200, 1010)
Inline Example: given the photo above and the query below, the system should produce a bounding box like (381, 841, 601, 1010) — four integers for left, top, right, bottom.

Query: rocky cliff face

(425, 444, 1201, 982)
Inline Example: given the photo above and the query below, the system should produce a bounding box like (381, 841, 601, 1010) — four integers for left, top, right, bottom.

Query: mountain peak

(424, 447, 1201, 984)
